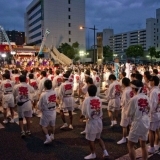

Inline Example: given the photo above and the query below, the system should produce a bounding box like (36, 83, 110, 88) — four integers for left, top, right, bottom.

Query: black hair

(121, 72, 126, 77)
(131, 73, 136, 78)
(15, 69, 19, 74)
(30, 69, 34, 74)
(135, 73, 143, 81)
(85, 70, 90, 76)
(131, 80, 143, 93)
(144, 71, 150, 76)
(63, 73, 69, 79)
(4, 70, 10, 75)
(29, 73, 34, 79)
(12, 70, 15, 74)
(49, 70, 53, 74)
(19, 75, 26, 82)
(56, 69, 60, 75)
(145, 74, 151, 81)
(21, 70, 28, 76)
(88, 85, 97, 97)
(108, 74, 116, 81)
(44, 80, 52, 90)
(122, 77, 130, 87)
(41, 71, 46, 77)
(86, 77, 93, 84)
(66, 70, 71, 76)
(153, 69, 158, 75)
(150, 76, 159, 86)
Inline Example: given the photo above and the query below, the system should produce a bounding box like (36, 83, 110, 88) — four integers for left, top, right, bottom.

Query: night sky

(0, 0, 159, 45)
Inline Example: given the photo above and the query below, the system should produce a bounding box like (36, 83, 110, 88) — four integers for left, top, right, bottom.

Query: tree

(103, 45, 113, 61)
(155, 51, 160, 58)
(126, 45, 144, 58)
(58, 42, 79, 59)
(148, 46, 156, 61)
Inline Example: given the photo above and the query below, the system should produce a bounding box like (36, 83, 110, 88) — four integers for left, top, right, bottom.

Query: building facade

(0, 30, 25, 45)
(25, 0, 85, 49)
(156, 8, 160, 51)
(6, 30, 25, 45)
(97, 8, 160, 58)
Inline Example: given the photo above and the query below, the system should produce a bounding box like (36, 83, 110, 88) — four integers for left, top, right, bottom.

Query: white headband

(131, 84, 142, 94)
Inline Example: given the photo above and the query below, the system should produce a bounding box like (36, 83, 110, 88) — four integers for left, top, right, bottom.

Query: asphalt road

(0, 105, 160, 160)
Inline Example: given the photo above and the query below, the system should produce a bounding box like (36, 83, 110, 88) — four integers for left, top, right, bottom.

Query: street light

(11, 51, 16, 55)
(1, 53, 6, 58)
(80, 25, 98, 64)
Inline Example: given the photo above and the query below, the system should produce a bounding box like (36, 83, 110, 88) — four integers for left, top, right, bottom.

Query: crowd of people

(0, 58, 160, 160)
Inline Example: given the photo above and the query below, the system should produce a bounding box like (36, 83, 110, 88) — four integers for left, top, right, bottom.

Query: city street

(0, 96, 160, 160)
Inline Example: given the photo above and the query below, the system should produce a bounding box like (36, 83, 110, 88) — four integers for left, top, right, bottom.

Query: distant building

(6, 30, 25, 45)
(25, 0, 85, 49)
(0, 30, 25, 45)
(97, 8, 160, 58)
(156, 8, 160, 51)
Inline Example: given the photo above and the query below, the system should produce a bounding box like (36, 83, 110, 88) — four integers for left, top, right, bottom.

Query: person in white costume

(12, 69, 20, 84)
(38, 71, 48, 96)
(92, 69, 101, 96)
(73, 69, 80, 92)
(28, 73, 39, 115)
(1, 73, 15, 123)
(47, 69, 54, 81)
(126, 80, 151, 160)
(82, 85, 109, 160)
(13, 75, 34, 137)
(80, 77, 94, 135)
(125, 60, 131, 78)
(58, 73, 75, 129)
(117, 78, 133, 144)
(52, 69, 62, 95)
(38, 80, 57, 144)
(106, 74, 121, 127)
(148, 76, 160, 153)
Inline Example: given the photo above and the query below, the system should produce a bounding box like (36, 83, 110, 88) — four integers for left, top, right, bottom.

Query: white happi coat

(38, 90, 57, 120)
(82, 96, 103, 134)
(12, 74, 20, 84)
(125, 63, 131, 78)
(149, 86, 160, 122)
(121, 86, 133, 119)
(68, 74, 74, 83)
(80, 72, 85, 83)
(48, 74, 54, 81)
(29, 79, 39, 101)
(1, 79, 14, 94)
(73, 73, 80, 91)
(126, 93, 151, 135)
(92, 74, 101, 96)
(1, 79, 15, 106)
(52, 75, 62, 95)
(13, 82, 34, 112)
(106, 81, 121, 109)
(38, 77, 48, 94)
(58, 80, 75, 109)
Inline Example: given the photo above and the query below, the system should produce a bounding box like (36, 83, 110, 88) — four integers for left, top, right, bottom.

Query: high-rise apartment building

(97, 8, 160, 58)
(25, 0, 85, 49)
(156, 8, 160, 50)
